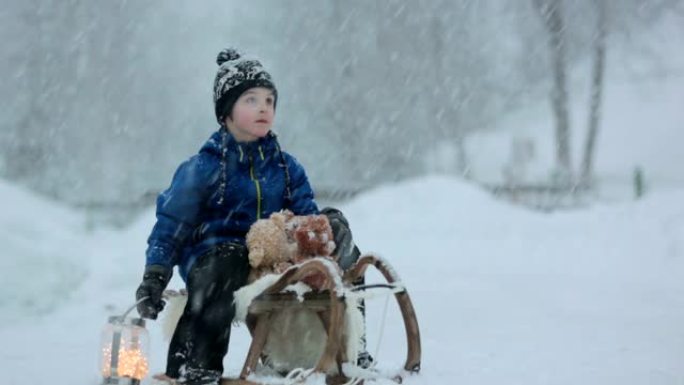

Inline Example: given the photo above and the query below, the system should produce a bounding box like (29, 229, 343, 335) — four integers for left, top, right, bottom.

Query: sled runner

(156, 254, 421, 385)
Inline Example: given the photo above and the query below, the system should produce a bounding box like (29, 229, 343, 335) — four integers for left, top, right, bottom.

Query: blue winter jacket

(145, 129, 319, 281)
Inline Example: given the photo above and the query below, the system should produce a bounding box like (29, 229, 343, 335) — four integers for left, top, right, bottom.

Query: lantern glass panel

(100, 316, 150, 382)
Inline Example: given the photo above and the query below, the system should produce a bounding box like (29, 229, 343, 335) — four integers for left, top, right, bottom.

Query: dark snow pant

(166, 243, 250, 384)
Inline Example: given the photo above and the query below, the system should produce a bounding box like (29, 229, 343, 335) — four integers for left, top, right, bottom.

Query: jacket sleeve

(145, 155, 215, 268)
(285, 154, 319, 215)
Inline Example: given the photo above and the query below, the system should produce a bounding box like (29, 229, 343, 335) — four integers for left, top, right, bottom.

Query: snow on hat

(213, 48, 278, 124)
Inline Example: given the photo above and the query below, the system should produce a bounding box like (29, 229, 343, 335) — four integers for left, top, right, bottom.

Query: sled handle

(344, 254, 422, 373)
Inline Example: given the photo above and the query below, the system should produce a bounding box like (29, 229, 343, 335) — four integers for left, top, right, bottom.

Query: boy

(135, 48, 366, 384)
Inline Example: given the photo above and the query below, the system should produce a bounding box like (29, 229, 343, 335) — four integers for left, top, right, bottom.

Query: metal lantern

(100, 315, 150, 385)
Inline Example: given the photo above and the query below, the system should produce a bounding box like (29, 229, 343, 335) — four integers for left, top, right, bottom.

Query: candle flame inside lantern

(101, 346, 149, 380)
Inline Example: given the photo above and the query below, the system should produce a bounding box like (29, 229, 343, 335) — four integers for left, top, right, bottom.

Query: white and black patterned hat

(213, 48, 277, 124)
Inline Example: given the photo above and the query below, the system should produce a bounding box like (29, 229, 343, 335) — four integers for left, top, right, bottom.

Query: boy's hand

(135, 265, 172, 319)
(321, 207, 360, 270)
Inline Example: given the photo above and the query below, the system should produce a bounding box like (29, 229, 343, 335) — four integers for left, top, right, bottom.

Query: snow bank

(0, 179, 87, 324)
(341, 176, 684, 385)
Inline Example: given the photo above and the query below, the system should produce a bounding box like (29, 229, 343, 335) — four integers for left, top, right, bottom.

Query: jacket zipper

(249, 155, 262, 219)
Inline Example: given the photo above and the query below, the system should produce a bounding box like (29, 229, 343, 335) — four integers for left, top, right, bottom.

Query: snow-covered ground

(1, 169, 684, 384)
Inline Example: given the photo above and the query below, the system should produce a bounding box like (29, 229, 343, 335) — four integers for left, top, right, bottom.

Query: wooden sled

(154, 254, 421, 385)
(220, 254, 421, 385)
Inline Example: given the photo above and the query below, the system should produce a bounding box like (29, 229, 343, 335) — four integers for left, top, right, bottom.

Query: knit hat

(213, 48, 278, 124)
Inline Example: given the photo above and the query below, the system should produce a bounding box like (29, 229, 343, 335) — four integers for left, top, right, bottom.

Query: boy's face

(225, 87, 275, 142)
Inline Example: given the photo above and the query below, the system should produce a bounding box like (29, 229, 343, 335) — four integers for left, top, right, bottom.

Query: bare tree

(4, 0, 51, 184)
(431, 2, 469, 178)
(580, 0, 607, 187)
(533, 0, 573, 183)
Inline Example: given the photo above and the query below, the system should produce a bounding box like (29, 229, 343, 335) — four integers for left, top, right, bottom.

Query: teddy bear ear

(270, 214, 283, 227)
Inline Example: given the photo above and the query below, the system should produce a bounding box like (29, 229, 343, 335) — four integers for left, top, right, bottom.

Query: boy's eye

(266, 97, 274, 106)
(245, 97, 256, 104)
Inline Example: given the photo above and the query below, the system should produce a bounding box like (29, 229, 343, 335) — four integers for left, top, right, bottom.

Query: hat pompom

(217, 48, 241, 66)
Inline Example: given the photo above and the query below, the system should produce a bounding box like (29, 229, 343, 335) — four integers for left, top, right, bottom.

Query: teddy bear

(245, 210, 297, 283)
(245, 210, 337, 288)
(289, 213, 337, 288)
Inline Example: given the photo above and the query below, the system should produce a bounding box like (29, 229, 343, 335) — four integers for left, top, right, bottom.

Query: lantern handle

(119, 296, 150, 321)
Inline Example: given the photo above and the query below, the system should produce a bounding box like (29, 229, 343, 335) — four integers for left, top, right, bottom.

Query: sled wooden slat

(222, 374, 365, 385)
(222, 376, 366, 385)
(248, 291, 333, 314)
(220, 378, 262, 385)
(240, 312, 273, 380)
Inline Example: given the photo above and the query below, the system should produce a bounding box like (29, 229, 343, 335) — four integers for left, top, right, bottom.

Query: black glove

(135, 264, 172, 319)
(321, 207, 360, 270)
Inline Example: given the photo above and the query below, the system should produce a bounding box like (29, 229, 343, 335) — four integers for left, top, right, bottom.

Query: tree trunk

(8, 0, 49, 182)
(430, 12, 469, 178)
(581, 0, 607, 187)
(533, 0, 572, 183)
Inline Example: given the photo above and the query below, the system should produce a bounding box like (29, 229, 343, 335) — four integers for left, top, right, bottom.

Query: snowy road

(2, 176, 683, 384)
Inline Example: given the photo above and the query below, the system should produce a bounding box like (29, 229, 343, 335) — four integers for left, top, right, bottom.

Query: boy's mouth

(255, 119, 269, 124)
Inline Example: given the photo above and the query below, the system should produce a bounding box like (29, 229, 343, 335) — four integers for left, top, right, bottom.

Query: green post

(633, 166, 644, 199)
